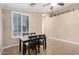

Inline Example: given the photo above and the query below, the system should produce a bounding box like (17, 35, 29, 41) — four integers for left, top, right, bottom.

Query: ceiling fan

(30, 3, 64, 10)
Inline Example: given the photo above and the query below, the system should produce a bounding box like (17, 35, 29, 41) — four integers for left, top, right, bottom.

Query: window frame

(11, 11, 29, 38)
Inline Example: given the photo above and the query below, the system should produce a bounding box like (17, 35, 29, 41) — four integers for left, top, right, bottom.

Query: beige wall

(44, 9, 79, 43)
(0, 8, 2, 50)
(2, 9, 18, 47)
(2, 9, 42, 47)
(29, 13, 42, 34)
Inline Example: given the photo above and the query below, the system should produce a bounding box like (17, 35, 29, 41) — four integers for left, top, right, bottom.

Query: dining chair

(25, 36, 38, 55)
(27, 35, 46, 54)
(37, 34, 46, 53)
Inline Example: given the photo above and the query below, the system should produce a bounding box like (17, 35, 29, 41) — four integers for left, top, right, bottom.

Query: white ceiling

(0, 3, 79, 13)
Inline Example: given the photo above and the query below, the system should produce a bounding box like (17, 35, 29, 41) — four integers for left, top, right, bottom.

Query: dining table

(18, 34, 47, 55)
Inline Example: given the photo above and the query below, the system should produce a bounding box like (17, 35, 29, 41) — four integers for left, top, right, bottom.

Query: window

(11, 11, 29, 38)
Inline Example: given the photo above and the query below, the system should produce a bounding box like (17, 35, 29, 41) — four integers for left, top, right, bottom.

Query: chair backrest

(30, 32, 36, 36)
(29, 35, 37, 40)
(39, 34, 46, 39)
(23, 33, 29, 36)
(23, 32, 36, 36)
(28, 35, 38, 45)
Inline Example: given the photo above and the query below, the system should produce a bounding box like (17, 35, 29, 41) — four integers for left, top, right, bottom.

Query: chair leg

(32, 48, 33, 51)
(43, 40, 45, 50)
(43, 44, 45, 50)
(25, 45, 27, 54)
(38, 45, 40, 54)
(28, 47, 30, 55)
(35, 46, 37, 55)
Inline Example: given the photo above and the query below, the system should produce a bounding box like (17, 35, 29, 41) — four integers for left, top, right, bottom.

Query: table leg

(23, 41, 26, 55)
(45, 38, 47, 49)
(19, 39, 21, 52)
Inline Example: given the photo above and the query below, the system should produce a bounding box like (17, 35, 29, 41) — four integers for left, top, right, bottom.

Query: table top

(14, 34, 45, 41)
(19, 36, 29, 41)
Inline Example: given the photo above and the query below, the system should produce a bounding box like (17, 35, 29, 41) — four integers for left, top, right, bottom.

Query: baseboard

(0, 43, 19, 55)
(2, 43, 19, 50)
(48, 36, 79, 46)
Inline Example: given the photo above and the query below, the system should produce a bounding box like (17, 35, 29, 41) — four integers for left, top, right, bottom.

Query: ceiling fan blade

(30, 3, 36, 6)
(58, 3, 64, 6)
(43, 3, 51, 6)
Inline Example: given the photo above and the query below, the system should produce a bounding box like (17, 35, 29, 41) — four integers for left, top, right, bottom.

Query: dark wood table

(19, 35, 47, 55)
